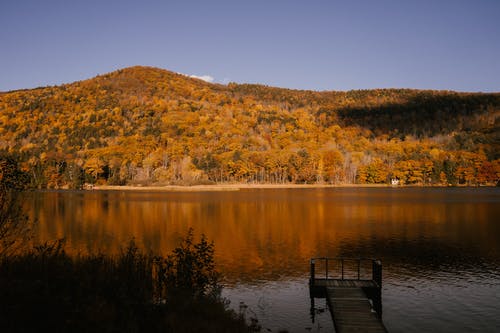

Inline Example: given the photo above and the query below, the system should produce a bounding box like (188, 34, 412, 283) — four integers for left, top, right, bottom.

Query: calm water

(27, 187, 500, 332)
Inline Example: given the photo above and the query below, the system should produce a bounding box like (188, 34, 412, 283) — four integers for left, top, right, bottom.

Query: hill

(1, 66, 499, 188)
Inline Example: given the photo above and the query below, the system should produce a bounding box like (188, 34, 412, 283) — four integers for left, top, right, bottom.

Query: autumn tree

(0, 156, 30, 256)
(322, 149, 345, 184)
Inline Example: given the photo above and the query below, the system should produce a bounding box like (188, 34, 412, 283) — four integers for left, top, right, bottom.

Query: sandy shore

(92, 183, 391, 192)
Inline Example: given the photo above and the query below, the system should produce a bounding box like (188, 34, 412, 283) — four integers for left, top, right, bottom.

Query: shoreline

(90, 183, 458, 192)
(93, 184, 346, 192)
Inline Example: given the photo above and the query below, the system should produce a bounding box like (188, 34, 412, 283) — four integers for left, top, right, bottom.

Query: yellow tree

(84, 157, 104, 184)
(322, 149, 345, 184)
(367, 158, 389, 184)
(394, 160, 424, 184)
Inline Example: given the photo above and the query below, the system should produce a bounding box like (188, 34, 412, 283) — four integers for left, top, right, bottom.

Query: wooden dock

(309, 258, 387, 333)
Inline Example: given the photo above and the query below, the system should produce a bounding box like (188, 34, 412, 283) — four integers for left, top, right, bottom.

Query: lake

(27, 187, 500, 332)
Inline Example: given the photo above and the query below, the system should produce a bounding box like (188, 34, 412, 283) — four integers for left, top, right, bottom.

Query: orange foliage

(1, 66, 499, 187)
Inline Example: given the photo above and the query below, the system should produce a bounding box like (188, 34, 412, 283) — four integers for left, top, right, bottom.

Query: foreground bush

(0, 234, 258, 332)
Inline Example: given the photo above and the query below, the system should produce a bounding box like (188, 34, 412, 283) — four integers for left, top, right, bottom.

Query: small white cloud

(189, 74, 214, 83)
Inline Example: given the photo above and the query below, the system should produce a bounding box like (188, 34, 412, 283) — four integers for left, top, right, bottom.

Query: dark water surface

(27, 187, 500, 332)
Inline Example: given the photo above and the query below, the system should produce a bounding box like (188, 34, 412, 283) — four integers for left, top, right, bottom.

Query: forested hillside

(1, 66, 499, 188)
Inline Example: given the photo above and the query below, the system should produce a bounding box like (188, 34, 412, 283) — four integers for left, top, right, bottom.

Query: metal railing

(309, 257, 382, 287)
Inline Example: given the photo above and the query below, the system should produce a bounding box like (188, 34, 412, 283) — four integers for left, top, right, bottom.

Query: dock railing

(309, 257, 382, 287)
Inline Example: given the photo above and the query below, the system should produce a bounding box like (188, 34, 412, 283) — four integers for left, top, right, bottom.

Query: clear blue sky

(1, 0, 499, 92)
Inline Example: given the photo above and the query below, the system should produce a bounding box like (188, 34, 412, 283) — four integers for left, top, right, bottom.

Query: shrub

(0, 231, 257, 332)
(154, 228, 221, 302)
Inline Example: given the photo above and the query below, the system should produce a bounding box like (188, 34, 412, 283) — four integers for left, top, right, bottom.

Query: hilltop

(1, 66, 499, 188)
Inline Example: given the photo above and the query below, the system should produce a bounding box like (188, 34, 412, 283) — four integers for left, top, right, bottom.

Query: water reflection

(28, 188, 500, 282)
(26, 187, 500, 332)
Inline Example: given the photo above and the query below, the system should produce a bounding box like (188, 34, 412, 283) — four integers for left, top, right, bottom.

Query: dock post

(372, 260, 383, 316)
(310, 297, 315, 323)
(310, 259, 315, 286)
(372, 260, 382, 288)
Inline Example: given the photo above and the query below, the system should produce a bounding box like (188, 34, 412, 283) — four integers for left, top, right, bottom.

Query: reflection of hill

(27, 188, 500, 283)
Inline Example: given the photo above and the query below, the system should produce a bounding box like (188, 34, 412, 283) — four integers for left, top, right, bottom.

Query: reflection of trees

(28, 189, 500, 282)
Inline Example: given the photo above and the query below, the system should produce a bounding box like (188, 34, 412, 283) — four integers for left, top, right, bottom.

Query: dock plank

(327, 287, 387, 333)
(313, 278, 378, 288)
